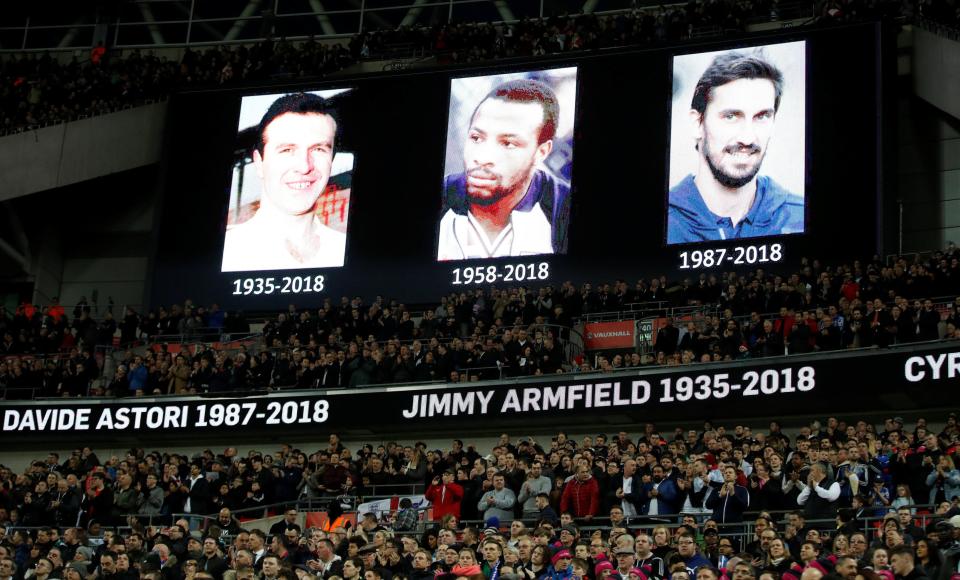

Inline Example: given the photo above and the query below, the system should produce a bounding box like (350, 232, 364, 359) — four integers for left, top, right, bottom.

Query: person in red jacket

(425, 470, 464, 520)
(560, 466, 599, 520)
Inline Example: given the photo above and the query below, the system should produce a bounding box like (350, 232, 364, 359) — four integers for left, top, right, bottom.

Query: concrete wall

(58, 257, 151, 314)
(897, 95, 960, 252)
(0, 102, 167, 202)
(913, 25, 960, 122)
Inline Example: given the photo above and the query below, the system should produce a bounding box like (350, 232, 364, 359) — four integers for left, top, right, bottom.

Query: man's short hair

(889, 545, 914, 561)
(474, 79, 559, 145)
(532, 527, 553, 539)
(317, 539, 335, 551)
(733, 562, 756, 579)
(256, 92, 339, 156)
(691, 52, 784, 116)
(699, 567, 722, 580)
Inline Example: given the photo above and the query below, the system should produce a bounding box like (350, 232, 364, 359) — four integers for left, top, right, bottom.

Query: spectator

(798, 462, 841, 526)
(705, 465, 749, 525)
(477, 472, 516, 523)
(560, 465, 600, 520)
(519, 461, 553, 518)
(925, 456, 960, 505)
(425, 470, 464, 520)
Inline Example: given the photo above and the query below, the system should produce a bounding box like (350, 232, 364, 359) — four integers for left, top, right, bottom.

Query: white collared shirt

(222, 214, 346, 272)
(622, 477, 637, 517)
(437, 205, 554, 260)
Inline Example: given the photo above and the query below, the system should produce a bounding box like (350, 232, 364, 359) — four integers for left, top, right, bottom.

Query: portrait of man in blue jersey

(667, 43, 805, 244)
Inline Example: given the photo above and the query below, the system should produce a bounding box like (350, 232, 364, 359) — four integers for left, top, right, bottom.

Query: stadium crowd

(1, 244, 960, 397)
(0, 419, 959, 580)
(4, 0, 958, 135)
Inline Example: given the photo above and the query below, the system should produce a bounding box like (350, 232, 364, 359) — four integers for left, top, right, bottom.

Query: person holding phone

(426, 470, 464, 521)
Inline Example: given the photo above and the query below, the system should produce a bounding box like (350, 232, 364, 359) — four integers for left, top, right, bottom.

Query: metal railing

(916, 16, 960, 40)
(419, 502, 948, 544)
(577, 301, 704, 324)
(0, 0, 815, 53)
(0, 0, 577, 51)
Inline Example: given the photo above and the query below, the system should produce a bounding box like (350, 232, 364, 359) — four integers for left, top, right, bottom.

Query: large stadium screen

(154, 23, 885, 308)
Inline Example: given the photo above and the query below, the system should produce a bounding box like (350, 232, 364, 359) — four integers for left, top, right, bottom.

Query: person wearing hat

(73, 546, 95, 569)
(596, 561, 615, 580)
(546, 550, 574, 580)
(484, 527, 502, 540)
(436, 546, 461, 575)
(358, 543, 380, 575)
(613, 547, 637, 580)
(557, 526, 578, 551)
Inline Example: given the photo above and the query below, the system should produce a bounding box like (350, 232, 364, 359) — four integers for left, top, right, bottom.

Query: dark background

(153, 22, 888, 309)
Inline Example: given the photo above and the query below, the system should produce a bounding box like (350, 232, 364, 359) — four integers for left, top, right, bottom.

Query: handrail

(577, 294, 959, 328)
(101, 501, 950, 542)
(11, 334, 960, 402)
(0, 0, 798, 54)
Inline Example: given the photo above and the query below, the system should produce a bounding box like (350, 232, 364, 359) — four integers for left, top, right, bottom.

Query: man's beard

(465, 167, 510, 206)
(703, 139, 765, 189)
(464, 162, 534, 206)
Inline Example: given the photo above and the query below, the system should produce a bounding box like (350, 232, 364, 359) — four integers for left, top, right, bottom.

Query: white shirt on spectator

(797, 480, 841, 504)
(622, 477, 637, 517)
